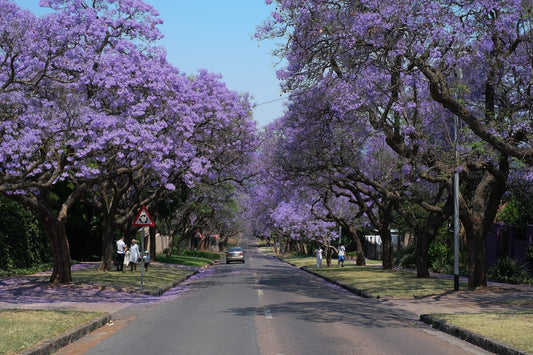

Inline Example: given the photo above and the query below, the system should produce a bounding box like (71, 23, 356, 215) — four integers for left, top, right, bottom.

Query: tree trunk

(42, 215, 72, 283)
(98, 218, 115, 272)
(461, 159, 508, 289)
(149, 226, 156, 258)
(378, 201, 395, 269)
(468, 231, 487, 288)
(415, 228, 432, 278)
(414, 213, 444, 278)
(30, 194, 72, 283)
(380, 227, 393, 269)
(348, 226, 366, 265)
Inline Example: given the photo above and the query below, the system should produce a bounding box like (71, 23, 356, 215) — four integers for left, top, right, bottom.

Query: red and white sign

(132, 205, 155, 227)
(194, 231, 203, 239)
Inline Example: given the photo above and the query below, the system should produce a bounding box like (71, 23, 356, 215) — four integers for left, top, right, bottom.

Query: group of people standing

(315, 243, 346, 269)
(116, 236, 151, 272)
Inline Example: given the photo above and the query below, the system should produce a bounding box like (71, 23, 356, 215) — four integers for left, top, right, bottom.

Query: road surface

(79, 237, 490, 355)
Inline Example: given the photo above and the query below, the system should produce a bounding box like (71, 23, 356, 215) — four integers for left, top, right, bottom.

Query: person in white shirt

(128, 239, 141, 271)
(116, 236, 126, 272)
(315, 246, 323, 269)
(338, 243, 346, 267)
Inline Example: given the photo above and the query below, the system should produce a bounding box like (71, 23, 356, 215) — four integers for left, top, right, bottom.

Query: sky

(13, 0, 286, 127)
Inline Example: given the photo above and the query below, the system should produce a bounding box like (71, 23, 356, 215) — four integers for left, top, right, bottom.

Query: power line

(253, 96, 288, 107)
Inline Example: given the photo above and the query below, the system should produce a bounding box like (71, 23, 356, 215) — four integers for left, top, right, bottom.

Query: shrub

(394, 244, 416, 268)
(346, 251, 358, 258)
(0, 196, 51, 271)
(487, 256, 532, 284)
(525, 244, 533, 264)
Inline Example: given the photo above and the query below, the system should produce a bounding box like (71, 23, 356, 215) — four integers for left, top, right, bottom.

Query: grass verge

(434, 312, 533, 353)
(69, 263, 197, 293)
(283, 255, 469, 299)
(0, 309, 103, 354)
(155, 254, 214, 267)
(24, 259, 212, 294)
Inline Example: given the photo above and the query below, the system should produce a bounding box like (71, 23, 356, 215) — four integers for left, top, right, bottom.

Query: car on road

(226, 247, 245, 264)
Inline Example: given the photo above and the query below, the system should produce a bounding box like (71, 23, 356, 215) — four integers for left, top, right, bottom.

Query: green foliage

(181, 249, 221, 260)
(428, 240, 453, 274)
(0, 196, 51, 271)
(496, 182, 533, 239)
(487, 256, 532, 284)
(0, 263, 53, 277)
(346, 251, 358, 258)
(393, 244, 416, 268)
(526, 244, 533, 264)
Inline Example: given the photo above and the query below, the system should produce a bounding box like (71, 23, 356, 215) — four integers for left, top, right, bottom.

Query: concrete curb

(420, 314, 529, 355)
(21, 313, 112, 355)
(146, 269, 200, 296)
(304, 267, 373, 298)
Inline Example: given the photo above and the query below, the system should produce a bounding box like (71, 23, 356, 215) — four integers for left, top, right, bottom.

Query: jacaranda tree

(257, 0, 530, 288)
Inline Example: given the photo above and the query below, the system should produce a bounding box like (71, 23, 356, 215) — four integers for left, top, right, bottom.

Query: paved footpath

(1, 262, 532, 354)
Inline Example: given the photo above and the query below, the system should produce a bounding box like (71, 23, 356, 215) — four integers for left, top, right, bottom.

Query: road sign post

(132, 205, 155, 290)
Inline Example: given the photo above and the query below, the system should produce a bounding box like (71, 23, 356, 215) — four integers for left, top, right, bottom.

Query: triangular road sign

(132, 205, 155, 227)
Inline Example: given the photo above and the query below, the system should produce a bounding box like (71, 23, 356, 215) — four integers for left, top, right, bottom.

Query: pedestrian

(116, 236, 126, 272)
(315, 246, 323, 269)
(143, 250, 151, 271)
(128, 239, 140, 271)
(123, 244, 131, 270)
(338, 243, 346, 267)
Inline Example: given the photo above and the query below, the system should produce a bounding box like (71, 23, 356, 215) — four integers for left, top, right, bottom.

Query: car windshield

(229, 247, 242, 252)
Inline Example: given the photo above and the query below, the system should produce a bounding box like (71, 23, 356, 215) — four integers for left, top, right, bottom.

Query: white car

(226, 247, 245, 264)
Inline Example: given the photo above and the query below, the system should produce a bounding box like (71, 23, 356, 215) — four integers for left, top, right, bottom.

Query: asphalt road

(81, 237, 490, 355)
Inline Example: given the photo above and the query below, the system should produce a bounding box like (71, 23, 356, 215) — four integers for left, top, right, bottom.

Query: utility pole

(453, 69, 462, 291)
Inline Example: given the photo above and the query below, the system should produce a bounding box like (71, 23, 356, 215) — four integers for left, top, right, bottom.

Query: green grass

(155, 254, 214, 267)
(0, 263, 53, 277)
(435, 312, 533, 353)
(284, 255, 467, 298)
(67, 263, 196, 293)
(0, 309, 102, 354)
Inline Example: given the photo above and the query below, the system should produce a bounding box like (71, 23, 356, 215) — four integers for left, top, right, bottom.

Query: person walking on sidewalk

(315, 246, 323, 269)
(116, 236, 126, 272)
(129, 239, 141, 271)
(338, 243, 346, 267)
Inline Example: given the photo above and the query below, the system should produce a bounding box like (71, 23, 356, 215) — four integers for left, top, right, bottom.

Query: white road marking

(257, 289, 264, 296)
